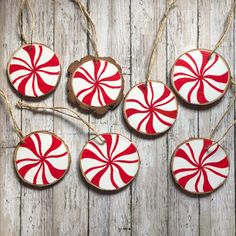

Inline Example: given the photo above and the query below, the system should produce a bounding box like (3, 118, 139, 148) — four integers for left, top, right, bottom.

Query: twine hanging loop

(209, 0, 236, 59)
(73, 0, 99, 58)
(17, 101, 106, 145)
(145, 0, 177, 85)
(0, 89, 24, 141)
(18, 0, 35, 44)
(206, 79, 236, 150)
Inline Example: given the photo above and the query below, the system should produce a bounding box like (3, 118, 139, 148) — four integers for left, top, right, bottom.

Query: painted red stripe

(202, 53, 219, 75)
(9, 64, 31, 74)
(111, 134, 119, 157)
(175, 58, 198, 77)
(84, 164, 107, 175)
(98, 61, 108, 80)
(201, 145, 220, 165)
(89, 141, 109, 161)
(34, 45, 43, 67)
(44, 160, 66, 179)
(110, 165, 119, 189)
(202, 169, 213, 192)
(186, 143, 198, 166)
(38, 70, 59, 75)
(174, 77, 198, 91)
(46, 152, 68, 159)
(126, 108, 149, 118)
(112, 163, 133, 184)
(175, 148, 198, 167)
(204, 167, 227, 178)
(187, 80, 199, 102)
(18, 161, 40, 178)
(114, 160, 139, 164)
(154, 96, 175, 107)
(16, 158, 39, 164)
(81, 149, 108, 163)
(33, 163, 42, 184)
(203, 156, 229, 169)
(12, 56, 32, 69)
(91, 165, 109, 187)
(12, 72, 31, 85)
(186, 53, 200, 75)
(100, 71, 121, 82)
(177, 170, 199, 188)
(174, 72, 197, 79)
(173, 167, 198, 175)
(112, 143, 137, 162)
(153, 111, 172, 127)
(74, 71, 94, 84)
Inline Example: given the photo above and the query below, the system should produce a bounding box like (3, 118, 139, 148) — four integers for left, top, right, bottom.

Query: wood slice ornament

(171, 138, 229, 194)
(171, 49, 230, 105)
(80, 133, 140, 191)
(14, 131, 71, 187)
(123, 0, 178, 136)
(68, 56, 123, 115)
(170, 1, 236, 106)
(68, 1, 124, 115)
(8, 43, 61, 98)
(0, 90, 71, 188)
(171, 92, 236, 195)
(7, 1, 62, 98)
(123, 81, 178, 135)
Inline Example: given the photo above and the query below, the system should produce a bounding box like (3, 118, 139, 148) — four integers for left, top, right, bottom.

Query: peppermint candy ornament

(80, 133, 140, 191)
(68, 56, 124, 115)
(7, 43, 61, 98)
(171, 138, 229, 194)
(122, 0, 177, 135)
(14, 131, 71, 187)
(123, 81, 178, 135)
(171, 49, 230, 105)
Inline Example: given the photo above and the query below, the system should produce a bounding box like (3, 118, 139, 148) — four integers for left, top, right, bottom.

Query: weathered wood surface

(0, 0, 235, 235)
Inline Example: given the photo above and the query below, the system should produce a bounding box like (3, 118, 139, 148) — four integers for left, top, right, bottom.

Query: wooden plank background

(0, 0, 235, 235)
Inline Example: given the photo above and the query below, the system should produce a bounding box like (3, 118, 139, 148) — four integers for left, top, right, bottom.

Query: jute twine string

(209, 0, 236, 59)
(17, 101, 106, 144)
(0, 89, 24, 141)
(73, 0, 99, 58)
(206, 90, 236, 149)
(18, 0, 35, 45)
(145, 0, 176, 85)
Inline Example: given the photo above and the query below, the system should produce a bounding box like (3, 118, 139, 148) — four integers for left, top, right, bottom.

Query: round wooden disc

(14, 131, 71, 187)
(80, 133, 140, 191)
(67, 56, 124, 115)
(171, 138, 229, 194)
(170, 49, 230, 105)
(123, 81, 178, 136)
(7, 43, 61, 98)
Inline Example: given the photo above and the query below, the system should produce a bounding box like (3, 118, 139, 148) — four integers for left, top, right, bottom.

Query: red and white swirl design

(123, 81, 177, 135)
(80, 133, 140, 190)
(72, 58, 122, 107)
(8, 43, 61, 97)
(171, 49, 229, 105)
(172, 138, 229, 194)
(15, 132, 70, 186)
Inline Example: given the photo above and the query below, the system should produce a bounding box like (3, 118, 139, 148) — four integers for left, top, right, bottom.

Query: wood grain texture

(167, 1, 199, 236)
(131, 1, 168, 235)
(20, 1, 54, 236)
(53, 0, 89, 235)
(88, 1, 132, 235)
(0, 0, 235, 236)
(198, 1, 235, 236)
(0, 1, 21, 235)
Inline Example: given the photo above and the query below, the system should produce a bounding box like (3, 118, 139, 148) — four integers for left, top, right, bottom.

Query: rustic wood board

(0, 0, 235, 235)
